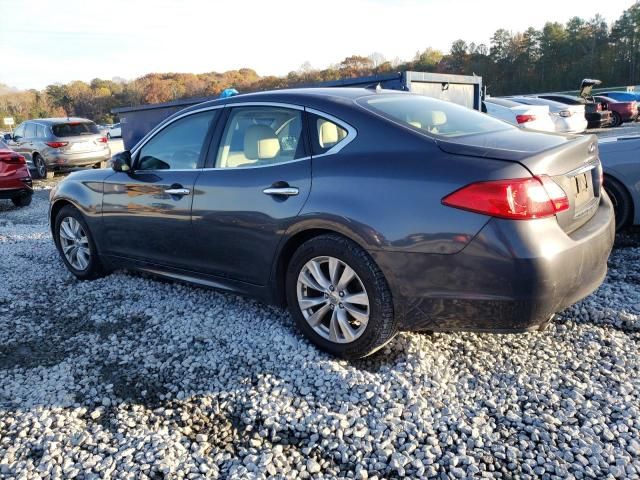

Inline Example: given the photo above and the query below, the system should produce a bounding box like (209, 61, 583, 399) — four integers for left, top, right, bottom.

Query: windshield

(52, 122, 99, 137)
(359, 94, 513, 138)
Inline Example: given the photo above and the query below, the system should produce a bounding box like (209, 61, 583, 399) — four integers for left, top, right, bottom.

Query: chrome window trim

(129, 102, 356, 173)
(305, 107, 357, 158)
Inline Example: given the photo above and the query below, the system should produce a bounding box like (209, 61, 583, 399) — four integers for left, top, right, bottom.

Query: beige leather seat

(221, 124, 281, 168)
(318, 119, 346, 149)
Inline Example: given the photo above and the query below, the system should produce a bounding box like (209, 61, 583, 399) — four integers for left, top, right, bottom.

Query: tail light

(442, 176, 569, 220)
(97, 137, 108, 143)
(516, 114, 536, 124)
(46, 141, 68, 148)
(0, 152, 26, 164)
(559, 110, 572, 117)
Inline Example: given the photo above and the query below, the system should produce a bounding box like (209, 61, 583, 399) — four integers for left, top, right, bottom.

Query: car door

(101, 108, 220, 268)
(189, 104, 311, 285)
(10, 123, 31, 162)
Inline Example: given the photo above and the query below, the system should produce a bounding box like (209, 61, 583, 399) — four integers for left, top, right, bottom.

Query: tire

(285, 234, 397, 359)
(604, 176, 632, 231)
(53, 205, 105, 280)
(33, 154, 47, 179)
(11, 193, 32, 208)
(610, 112, 622, 128)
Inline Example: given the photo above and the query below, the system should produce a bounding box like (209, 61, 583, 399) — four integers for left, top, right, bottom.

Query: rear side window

(360, 94, 513, 138)
(52, 122, 99, 137)
(25, 123, 36, 137)
(310, 114, 349, 155)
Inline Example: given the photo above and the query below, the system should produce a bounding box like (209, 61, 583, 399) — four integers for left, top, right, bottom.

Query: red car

(594, 95, 639, 127)
(0, 140, 33, 207)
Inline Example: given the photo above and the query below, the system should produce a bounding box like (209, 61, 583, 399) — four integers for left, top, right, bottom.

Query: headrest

(244, 124, 280, 160)
(318, 120, 339, 148)
(409, 110, 447, 129)
(430, 111, 447, 126)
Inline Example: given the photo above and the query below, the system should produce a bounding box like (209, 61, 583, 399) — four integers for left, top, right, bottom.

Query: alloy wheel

(59, 217, 91, 271)
(34, 156, 46, 178)
(296, 256, 370, 343)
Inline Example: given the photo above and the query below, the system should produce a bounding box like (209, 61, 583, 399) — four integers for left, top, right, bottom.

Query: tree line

(1, 2, 638, 126)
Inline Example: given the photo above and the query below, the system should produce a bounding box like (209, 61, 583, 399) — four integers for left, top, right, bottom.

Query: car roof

(176, 87, 392, 115)
(25, 117, 94, 125)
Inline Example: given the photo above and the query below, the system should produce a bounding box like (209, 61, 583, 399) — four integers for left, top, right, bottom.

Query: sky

(0, 0, 635, 90)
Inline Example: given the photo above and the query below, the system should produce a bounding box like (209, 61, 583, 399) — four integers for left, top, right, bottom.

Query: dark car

(593, 96, 638, 127)
(4, 118, 110, 179)
(49, 88, 615, 359)
(599, 135, 640, 230)
(0, 139, 33, 207)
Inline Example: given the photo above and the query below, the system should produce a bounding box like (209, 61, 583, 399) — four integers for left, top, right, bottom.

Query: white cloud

(0, 0, 634, 89)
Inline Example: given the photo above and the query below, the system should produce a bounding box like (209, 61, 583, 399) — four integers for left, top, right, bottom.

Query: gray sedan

(49, 88, 614, 359)
(599, 135, 640, 230)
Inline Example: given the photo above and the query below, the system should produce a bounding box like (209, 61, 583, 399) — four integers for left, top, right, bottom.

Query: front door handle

(263, 187, 299, 196)
(165, 188, 191, 196)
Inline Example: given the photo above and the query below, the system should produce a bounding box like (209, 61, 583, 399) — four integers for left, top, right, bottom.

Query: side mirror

(111, 150, 132, 172)
(3, 133, 12, 142)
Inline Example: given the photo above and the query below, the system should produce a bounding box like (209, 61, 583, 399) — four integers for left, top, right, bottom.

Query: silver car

(599, 135, 640, 230)
(4, 118, 111, 178)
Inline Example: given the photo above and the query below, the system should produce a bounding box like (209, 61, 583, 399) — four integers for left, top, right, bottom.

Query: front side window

(216, 107, 305, 169)
(136, 110, 218, 170)
(360, 94, 513, 138)
(13, 123, 25, 139)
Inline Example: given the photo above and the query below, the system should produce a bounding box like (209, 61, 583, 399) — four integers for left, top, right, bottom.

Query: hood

(580, 78, 602, 98)
(435, 128, 574, 161)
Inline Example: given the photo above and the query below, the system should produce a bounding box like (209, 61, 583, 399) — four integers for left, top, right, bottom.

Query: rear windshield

(359, 94, 512, 138)
(52, 122, 99, 137)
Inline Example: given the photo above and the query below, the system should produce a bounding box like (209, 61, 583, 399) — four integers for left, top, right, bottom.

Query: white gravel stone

(0, 183, 639, 479)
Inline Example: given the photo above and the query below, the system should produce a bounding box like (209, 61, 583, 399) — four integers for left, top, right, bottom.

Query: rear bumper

(586, 112, 611, 128)
(44, 149, 111, 168)
(373, 194, 615, 332)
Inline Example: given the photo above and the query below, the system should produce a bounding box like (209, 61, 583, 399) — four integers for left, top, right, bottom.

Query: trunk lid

(436, 130, 602, 232)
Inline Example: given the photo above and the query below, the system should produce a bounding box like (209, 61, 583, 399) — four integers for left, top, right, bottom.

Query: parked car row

(486, 80, 638, 134)
(2, 118, 110, 179)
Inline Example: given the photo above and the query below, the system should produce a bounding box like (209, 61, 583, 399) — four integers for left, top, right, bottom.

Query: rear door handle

(165, 188, 191, 196)
(263, 187, 299, 196)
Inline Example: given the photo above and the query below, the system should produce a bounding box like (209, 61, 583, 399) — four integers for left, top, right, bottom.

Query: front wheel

(54, 205, 105, 280)
(286, 234, 397, 359)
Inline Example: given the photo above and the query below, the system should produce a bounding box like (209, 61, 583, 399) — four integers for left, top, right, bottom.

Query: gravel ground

(0, 181, 639, 479)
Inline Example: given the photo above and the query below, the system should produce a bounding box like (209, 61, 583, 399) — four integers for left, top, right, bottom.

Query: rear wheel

(54, 205, 105, 280)
(11, 193, 32, 208)
(33, 154, 47, 179)
(610, 112, 622, 128)
(604, 176, 632, 231)
(286, 234, 397, 359)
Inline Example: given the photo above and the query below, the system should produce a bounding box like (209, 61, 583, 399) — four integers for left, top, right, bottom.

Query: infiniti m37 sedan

(49, 88, 615, 359)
